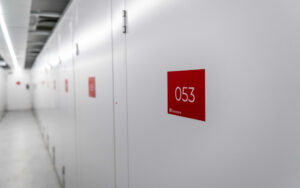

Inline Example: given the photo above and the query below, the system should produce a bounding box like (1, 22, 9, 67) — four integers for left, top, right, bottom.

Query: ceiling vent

(25, 0, 70, 69)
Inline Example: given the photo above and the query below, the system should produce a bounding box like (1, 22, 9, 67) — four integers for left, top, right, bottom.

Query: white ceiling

(0, 0, 31, 68)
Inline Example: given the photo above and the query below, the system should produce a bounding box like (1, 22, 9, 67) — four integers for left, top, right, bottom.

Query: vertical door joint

(123, 10, 127, 34)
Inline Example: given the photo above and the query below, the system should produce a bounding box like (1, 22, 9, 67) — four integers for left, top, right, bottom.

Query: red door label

(168, 69, 205, 121)
(88, 77, 96, 98)
(65, 79, 69, 93)
(16, 81, 21, 85)
(53, 80, 56, 90)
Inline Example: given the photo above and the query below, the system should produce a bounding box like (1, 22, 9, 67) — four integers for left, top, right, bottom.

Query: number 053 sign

(167, 69, 205, 121)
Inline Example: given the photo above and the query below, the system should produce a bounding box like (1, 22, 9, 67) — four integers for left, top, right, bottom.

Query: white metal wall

(74, 0, 116, 187)
(6, 70, 32, 110)
(0, 68, 6, 119)
(125, 1, 300, 188)
(31, 0, 300, 188)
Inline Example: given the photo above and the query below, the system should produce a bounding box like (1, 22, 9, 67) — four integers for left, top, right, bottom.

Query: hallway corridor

(0, 111, 60, 188)
(0, 0, 299, 187)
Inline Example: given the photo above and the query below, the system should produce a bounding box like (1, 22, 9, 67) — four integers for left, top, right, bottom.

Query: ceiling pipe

(31, 11, 61, 18)
(29, 31, 51, 36)
(28, 41, 44, 46)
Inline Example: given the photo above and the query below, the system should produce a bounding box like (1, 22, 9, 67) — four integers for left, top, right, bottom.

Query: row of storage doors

(31, 0, 300, 188)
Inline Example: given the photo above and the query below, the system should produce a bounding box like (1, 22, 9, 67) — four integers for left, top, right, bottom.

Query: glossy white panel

(74, 0, 115, 187)
(30, 0, 300, 188)
(125, 0, 300, 188)
(6, 69, 31, 110)
(56, 5, 78, 188)
(0, 68, 6, 119)
(31, 3, 78, 188)
(111, 0, 129, 188)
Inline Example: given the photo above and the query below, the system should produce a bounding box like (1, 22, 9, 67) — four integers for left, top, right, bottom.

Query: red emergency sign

(65, 79, 69, 93)
(16, 81, 21, 85)
(88, 77, 96, 98)
(167, 69, 206, 121)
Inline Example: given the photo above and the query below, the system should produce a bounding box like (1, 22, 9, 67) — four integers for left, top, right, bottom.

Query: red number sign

(16, 81, 21, 85)
(168, 69, 205, 121)
(65, 79, 69, 93)
(53, 80, 56, 90)
(88, 77, 96, 98)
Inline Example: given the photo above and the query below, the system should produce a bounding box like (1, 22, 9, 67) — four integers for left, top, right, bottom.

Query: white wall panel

(74, 0, 115, 187)
(32, 35, 60, 169)
(30, 0, 300, 188)
(31, 3, 78, 188)
(0, 68, 6, 119)
(56, 6, 77, 187)
(111, 0, 129, 187)
(6, 70, 32, 110)
(33, 0, 116, 188)
(125, 0, 300, 188)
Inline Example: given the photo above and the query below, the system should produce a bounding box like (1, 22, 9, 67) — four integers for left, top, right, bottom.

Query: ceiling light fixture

(0, 60, 6, 66)
(0, 6, 20, 70)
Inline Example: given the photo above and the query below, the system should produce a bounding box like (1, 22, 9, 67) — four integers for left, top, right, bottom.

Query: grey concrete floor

(0, 111, 60, 188)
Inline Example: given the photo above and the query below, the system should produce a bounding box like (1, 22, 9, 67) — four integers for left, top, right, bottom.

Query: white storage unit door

(74, 0, 115, 187)
(57, 6, 77, 187)
(125, 0, 300, 188)
(45, 34, 62, 171)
